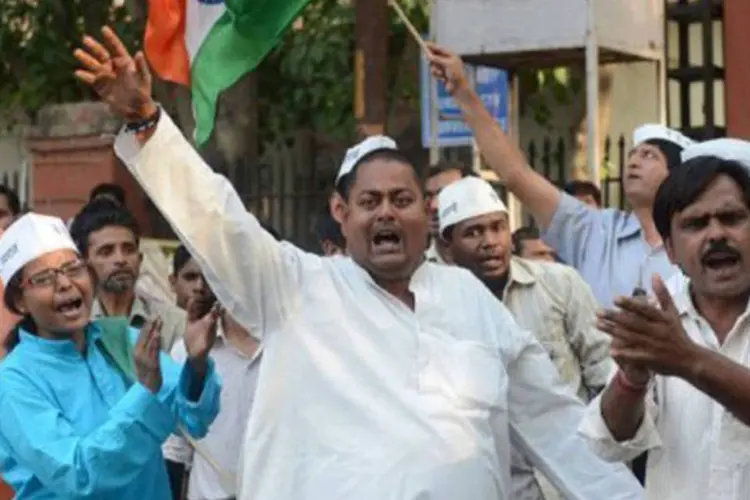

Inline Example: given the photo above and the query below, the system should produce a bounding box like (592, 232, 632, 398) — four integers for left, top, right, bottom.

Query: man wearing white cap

(438, 176, 614, 499)
(75, 27, 643, 500)
(426, 43, 694, 309)
(579, 138, 750, 500)
(0, 213, 221, 499)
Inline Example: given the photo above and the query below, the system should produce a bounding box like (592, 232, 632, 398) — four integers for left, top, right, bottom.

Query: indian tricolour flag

(145, 0, 312, 145)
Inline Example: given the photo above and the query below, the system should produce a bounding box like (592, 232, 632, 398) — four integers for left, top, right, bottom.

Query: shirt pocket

(418, 338, 506, 411)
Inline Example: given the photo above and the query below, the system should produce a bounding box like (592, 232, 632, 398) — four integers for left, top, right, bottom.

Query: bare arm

(426, 43, 561, 229)
(599, 376, 648, 441)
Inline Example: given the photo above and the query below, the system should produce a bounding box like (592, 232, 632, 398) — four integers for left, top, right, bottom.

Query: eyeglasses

(24, 261, 88, 289)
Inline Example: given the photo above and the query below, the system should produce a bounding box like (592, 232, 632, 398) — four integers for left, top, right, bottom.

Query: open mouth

(55, 297, 84, 316)
(703, 252, 741, 271)
(372, 229, 403, 252)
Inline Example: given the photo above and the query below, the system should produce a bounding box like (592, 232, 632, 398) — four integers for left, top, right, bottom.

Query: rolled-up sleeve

(0, 372, 176, 498)
(578, 380, 662, 463)
(114, 112, 308, 334)
(542, 192, 609, 269)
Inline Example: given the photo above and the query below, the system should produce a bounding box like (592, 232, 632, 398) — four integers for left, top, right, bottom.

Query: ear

(168, 274, 177, 293)
(330, 192, 347, 226)
(12, 293, 27, 316)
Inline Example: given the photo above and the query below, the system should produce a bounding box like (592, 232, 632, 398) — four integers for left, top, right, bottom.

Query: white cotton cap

(0, 213, 78, 286)
(632, 124, 695, 149)
(335, 135, 398, 184)
(680, 138, 750, 169)
(438, 176, 507, 236)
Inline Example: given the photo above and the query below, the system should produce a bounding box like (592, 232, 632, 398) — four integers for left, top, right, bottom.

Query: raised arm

(426, 43, 561, 229)
(75, 27, 305, 333)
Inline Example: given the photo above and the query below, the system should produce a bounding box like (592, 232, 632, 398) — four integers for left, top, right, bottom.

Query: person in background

(0, 185, 22, 360)
(424, 160, 476, 263)
(563, 180, 602, 209)
(70, 203, 186, 351)
(0, 185, 21, 232)
(78, 26, 642, 499)
(439, 176, 614, 499)
(512, 226, 558, 263)
(0, 213, 221, 499)
(90, 182, 126, 206)
(581, 139, 750, 500)
(164, 247, 263, 500)
(427, 42, 694, 309)
(316, 204, 346, 256)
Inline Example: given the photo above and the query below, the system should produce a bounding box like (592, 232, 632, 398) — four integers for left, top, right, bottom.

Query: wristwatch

(125, 105, 161, 133)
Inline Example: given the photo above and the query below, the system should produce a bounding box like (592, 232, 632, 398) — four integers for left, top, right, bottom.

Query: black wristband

(125, 106, 161, 133)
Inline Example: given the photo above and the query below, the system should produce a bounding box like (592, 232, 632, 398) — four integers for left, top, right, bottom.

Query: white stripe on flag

(185, 0, 227, 63)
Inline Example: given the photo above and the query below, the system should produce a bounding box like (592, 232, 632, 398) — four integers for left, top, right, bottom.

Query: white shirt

(579, 273, 750, 500)
(163, 327, 262, 500)
(115, 112, 643, 500)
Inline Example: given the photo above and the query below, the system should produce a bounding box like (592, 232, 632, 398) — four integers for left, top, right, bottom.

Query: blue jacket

(0, 321, 221, 499)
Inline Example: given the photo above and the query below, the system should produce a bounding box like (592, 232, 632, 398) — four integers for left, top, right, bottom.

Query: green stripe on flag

(191, 0, 312, 145)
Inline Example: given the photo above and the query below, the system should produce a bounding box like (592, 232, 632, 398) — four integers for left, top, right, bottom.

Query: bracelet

(125, 106, 161, 133)
(615, 370, 649, 394)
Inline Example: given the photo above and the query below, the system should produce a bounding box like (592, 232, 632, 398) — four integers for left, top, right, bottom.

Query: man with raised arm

(73, 27, 643, 500)
(425, 43, 694, 308)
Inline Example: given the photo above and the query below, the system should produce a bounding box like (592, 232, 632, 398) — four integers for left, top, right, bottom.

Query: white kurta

(579, 272, 750, 500)
(114, 113, 643, 500)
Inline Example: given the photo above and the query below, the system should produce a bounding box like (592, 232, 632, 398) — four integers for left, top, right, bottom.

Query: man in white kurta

(579, 138, 750, 500)
(75, 27, 642, 500)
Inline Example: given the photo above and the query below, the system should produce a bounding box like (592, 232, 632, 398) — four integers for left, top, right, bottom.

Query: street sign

(420, 54, 509, 148)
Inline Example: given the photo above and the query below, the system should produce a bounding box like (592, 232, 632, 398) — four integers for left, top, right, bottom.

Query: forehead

(426, 169, 462, 191)
(23, 249, 80, 275)
(350, 158, 420, 194)
(89, 225, 137, 246)
(677, 175, 748, 219)
(629, 142, 664, 159)
(0, 194, 10, 211)
(522, 238, 552, 250)
(177, 257, 202, 277)
(456, 211, 508, 230)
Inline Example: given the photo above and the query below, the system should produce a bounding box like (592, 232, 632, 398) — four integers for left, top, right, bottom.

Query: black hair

(172, 244, 192, 275)
(69, 203, 140, 256)
(512, 226, 542, 255)
(563, 180, 602, 206)
(426, 160, 476, 180)
(653, 156, 750, 240)
(89, 183, 126, 205)
(335, 149, 417, 199)
(646, 139, 684, 171)
(171, 220, 280, 275)
(2, 272, 32, 353)
(316, 204, 345, 250)
(0, 185, 21, 216)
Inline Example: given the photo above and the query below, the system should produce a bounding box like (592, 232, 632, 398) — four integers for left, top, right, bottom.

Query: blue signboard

(420, 53, 509, 148)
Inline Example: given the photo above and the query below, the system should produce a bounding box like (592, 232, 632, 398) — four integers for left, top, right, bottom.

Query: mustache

(702, 240, 741, 263)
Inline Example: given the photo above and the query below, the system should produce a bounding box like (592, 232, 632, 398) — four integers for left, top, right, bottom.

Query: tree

(0, 0, 141, 119)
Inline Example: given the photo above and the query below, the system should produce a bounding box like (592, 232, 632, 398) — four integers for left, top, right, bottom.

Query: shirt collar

(91, 295, 149, 326)
(507, 257, 537, 287)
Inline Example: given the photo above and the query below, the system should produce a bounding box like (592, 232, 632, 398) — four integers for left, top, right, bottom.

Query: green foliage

(257, 0, 428, 144)
(519, 67, 584, 129)
(0, 0, 141, 118)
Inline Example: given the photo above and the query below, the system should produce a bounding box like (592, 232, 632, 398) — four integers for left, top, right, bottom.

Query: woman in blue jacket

(0, 213, 222, 499)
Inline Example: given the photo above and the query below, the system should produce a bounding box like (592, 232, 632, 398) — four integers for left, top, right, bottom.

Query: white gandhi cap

(0, 213, 78, 286)
(335, 135, 398, 184)
(632, 124, 695, 149)
(437, 176, 507, 237)
(680, 138, 750, 169)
